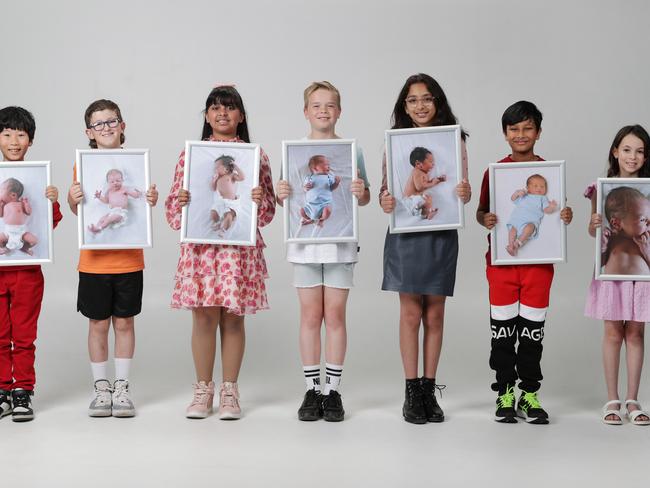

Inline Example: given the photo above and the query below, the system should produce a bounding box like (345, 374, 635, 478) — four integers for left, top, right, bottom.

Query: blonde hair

(303, 81, 341, 109)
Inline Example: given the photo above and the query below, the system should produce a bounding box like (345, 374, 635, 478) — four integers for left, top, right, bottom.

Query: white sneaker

(88, 379, 112, 417)
(112, 380, 136, 418)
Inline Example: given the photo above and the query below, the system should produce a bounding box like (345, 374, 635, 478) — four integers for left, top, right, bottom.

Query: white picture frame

(489, 160, 567, 265)
(0, 161, 53, 265)
(282, 139, 358, 244)
(180, 140, 260, 246)
(76, 149, 152, 250)
(595, 177, 650, 281)
(385, 125, 464, 233)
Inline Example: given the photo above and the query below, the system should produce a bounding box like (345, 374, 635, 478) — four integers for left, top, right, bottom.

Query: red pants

(0, 268, 44, 391)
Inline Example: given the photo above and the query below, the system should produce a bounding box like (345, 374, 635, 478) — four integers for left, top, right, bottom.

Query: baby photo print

(76, 149, 152, 249)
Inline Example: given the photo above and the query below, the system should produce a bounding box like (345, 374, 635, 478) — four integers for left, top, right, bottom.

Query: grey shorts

(293, 263, 355, 289)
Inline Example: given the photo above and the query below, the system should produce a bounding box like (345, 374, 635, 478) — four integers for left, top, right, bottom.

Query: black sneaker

(298, 388, 322, 421)
(420, 377, 445, 422)
(517, 391, 549, 424)
(11, 389, 34, 422)
(495, 385, 517, 423)
(0, 389, 11, 419)
(322, 391, 345, 422)
(403, 379, 427, 424)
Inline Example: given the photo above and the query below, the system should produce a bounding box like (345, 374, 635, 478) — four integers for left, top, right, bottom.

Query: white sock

(90, 361, 108, 382)
(114, 358, 132, 381)
(324, 363, 343, 395)
(303, 364, 321, 392)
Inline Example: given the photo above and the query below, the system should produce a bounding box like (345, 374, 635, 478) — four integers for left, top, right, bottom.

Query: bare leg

(300, 208, 313, 225)
(191, 307, 221, 383)
(421, 194, 438, 220)
(323, 286, 349, 365)
(399, 293, 424, 378)
(210, 210, 221, 229)
(89, 213, 123, 234)
(88, 319, 111, 363)
(219, 310, 245, 382)
(517, 223, 536, 246)
(113, 316, 135, 359)
(603, 320, 624, 421)
(20, 232, 38, 255)
(506, 227, 518, 256)
(624, 321, 648, 421)
(0, 233, 9, 254)
(317, 206, 332, 227)
(220, 211, 236, 231)
(297, 287, 324, 365)
(422, 295, 446, 378)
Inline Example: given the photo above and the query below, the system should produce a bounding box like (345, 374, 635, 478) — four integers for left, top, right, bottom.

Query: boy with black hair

(0, 106, 62, 422)
(476, 101, 572, 424)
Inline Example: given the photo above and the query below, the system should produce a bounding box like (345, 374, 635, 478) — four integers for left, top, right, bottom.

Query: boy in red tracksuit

(476, 101, 572, 424)
(0, 106, 62, 422)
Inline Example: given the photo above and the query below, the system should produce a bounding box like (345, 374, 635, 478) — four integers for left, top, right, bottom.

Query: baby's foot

(20, 247, 34, 256)
(426, 208, 438, 220)
(316, 219, 325, 227)
(301, 218, 314, 226)
(88, 224, 102, 234)
(0, 247, 8, 255)
(506, 243, 517, 256)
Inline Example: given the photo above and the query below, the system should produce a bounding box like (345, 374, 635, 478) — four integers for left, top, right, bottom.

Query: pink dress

(583, 183, 650, 322)
(165, 137, 275, 315)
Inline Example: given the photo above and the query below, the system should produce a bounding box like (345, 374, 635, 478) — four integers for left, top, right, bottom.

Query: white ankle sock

(324, 363, 343, 395)
(303, 364, 321, 392)
(114, 358, 132, 381)
(90, 361, 108, 382)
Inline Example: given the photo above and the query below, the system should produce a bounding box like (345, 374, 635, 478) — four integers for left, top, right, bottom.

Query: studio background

(2, 1, 649, 487)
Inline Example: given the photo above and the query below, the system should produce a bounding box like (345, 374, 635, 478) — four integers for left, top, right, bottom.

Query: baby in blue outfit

(301, 154, 341, 226)
(506, 173, 558, 256)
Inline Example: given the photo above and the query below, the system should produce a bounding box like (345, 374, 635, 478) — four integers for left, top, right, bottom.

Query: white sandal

(602, 400, 623, 425)
(625, 400, 650, 426)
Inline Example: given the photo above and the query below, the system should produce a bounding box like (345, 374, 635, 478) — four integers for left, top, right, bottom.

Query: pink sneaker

(186, 381, 215, 419)
(218, 382, 241, 420)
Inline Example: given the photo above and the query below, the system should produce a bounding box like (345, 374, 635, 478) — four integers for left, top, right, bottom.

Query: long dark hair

(201, 86, 250, 142)
(390, 73, 467, 140)
(607, 124, 650, 177)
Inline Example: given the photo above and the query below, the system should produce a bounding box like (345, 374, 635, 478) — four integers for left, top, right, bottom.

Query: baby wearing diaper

(210, 155, 245, 234)
(88, 168, 142, 234)
(300, 154, 341, 227)
(402, 146, 446, 220)
(0, 177, 38, 255)
(505, 173, 558, 256)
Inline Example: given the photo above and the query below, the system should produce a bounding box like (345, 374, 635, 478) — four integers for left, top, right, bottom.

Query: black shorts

(77, 271, 143, 320)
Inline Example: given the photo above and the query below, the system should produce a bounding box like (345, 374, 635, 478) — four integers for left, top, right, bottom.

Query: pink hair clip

(214, 82, 236, 88)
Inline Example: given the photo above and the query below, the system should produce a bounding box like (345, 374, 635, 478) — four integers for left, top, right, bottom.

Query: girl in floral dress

(165, 85, 275, 420)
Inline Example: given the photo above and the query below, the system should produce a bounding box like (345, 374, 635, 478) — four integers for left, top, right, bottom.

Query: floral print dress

(165, 137, 275, 315)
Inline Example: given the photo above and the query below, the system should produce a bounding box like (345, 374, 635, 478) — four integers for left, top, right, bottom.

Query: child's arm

(511, 189, 526, 201)
(455, 141, 471, 204)
(165, 151, 188, 230)
(146, 184, 158, 206)
(232, 163, 245, 182)
(94, 190, 109, 204)
(303, 176, 314, 192)
(476, 169, 497, 229)
(211, 173, 218, 191)
(253, 149, 276, 228)
(543, 199, 558, 214)
(21, 197, 32, 215)
(379, 152, 395, 213)
(126, 187, 142, 198)
(275, 180, 291, 207)
(414, 171, 443, 191)
(0, 201, 4, 217)
(68, 182, 84, 216)
(633, 232, 650, 268)
(330, 175, 341, 191)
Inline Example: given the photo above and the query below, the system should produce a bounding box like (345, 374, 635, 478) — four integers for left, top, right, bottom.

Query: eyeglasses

(88, 118, 121, 131)
(405, 96, 435, 108)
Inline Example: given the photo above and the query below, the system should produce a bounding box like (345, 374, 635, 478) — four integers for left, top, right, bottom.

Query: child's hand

(455, 178, 471, 204)
(511, 189, 526, 200)
(276, 180, 291, 202)
(438, 174, 447, 182)
(483, 212, 497, 229)
(600, 227, 612, 253)
(380, 191, 395, 214)
(94, 190, 102, 199)
(178, 189, 190, 207)
(68, 182, 84, 205)
(334, 175, 342, 185)
(251, 186, 263, 206)
(545, 200, 558, 213)
(350, 179, 365, 199)
(633, 231, 650, 265)
(304, 181, 314, 191)
(45, 185, 58, 203)
(560, 206, 573, 224)
(146, 184, 158, 206)
(21, 197, 29, 205)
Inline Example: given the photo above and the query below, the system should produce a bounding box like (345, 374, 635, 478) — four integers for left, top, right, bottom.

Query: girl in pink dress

(585, 124, 650, 426)
(165, 86, 275, 420)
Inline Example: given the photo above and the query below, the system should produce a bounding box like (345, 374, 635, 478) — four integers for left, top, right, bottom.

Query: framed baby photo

(385, 125, 464, 234)
(282, 139, 358, 244)
(180, 140, 260, 246)
(0, 161, 53, 265)
(76, 149, 152, 250)
(595, 178, 650, 281)
(489, 161, 567, 265)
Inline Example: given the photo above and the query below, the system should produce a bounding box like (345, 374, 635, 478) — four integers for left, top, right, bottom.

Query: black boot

(403, 379, 427, 424)
(420, 377, 445, 422)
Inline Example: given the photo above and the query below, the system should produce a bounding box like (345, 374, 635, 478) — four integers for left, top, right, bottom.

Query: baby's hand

(600, 226, 612, 253)
(68, 182, 84, 205)
(560, 206, 573, 224)
(21, 197, 29, 205)
(455, 178, 471, 204)
(146, 184, 158, 206)
(45, 185, 58, 203)
(483, 212, 498, 229)
(511, 189, 526, 200)
(251, 186, 263, 206)
(380, 191, 395, 214)
(304, 181, 314, 191)
(350, 179, 365, 199)
(334, 175, 342, 185)
(633, 231, 650, 263)
(94, 190, 102, 199)
(438, 174, 447, 182)
(178, 188, 190, 207)
(133, 188, 143, 198)
(545, 200, 558, 213)
(276, 180, 291, 202)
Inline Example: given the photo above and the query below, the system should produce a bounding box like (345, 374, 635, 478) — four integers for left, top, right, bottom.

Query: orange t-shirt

(73, 163, 144, 274)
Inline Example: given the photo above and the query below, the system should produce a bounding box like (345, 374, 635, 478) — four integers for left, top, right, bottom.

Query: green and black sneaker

(495, 385, 517, 423)
(517, 391, 549, 424)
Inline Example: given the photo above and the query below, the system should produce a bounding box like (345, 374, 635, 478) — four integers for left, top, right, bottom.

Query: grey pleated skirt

(381, 228, 458, 296)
